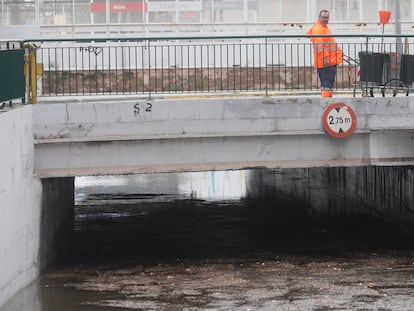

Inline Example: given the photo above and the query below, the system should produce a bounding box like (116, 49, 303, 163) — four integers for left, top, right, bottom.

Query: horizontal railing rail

(22, 34, 414, 98)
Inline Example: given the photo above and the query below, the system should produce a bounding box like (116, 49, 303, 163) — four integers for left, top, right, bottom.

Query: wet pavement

(4, 171, 414, 310)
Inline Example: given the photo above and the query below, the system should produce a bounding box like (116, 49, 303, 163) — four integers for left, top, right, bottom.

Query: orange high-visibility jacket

(306, 20, 342, 68)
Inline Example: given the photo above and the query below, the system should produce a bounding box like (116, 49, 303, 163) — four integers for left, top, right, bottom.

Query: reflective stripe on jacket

(306, 21, 343, 69)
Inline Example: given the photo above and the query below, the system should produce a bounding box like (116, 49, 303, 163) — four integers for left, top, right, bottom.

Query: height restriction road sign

(322, 103, 356, 138)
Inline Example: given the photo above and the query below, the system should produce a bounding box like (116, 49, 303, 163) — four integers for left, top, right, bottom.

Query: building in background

(0, 0, 412, 37)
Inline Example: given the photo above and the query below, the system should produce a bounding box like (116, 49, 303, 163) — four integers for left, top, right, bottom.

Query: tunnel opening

(55, 167, 413, 266)
(29, 167, 414, 311)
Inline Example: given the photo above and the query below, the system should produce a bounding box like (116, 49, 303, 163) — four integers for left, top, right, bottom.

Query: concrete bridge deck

(32, 94, 414, 178)
(2, 93, 414, 309)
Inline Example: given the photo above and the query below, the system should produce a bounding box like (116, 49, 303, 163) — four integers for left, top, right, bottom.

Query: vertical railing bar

(259, 43, 262, 91)
(101, 46, 105, 95)
(37, 47, 42, 96)
(115, 46, 118, 94)
(128, 45, 132, 94)
(174, 44, 177, 93)
(141, 44, 145, 94)
(180, 44, 184, 93)
(168, 45, 171, 93)
(265, 37, 268, 96)
(187, 44, 190, 93)
(148, 40, 151, 99)
(232, 44, 235, 92)
(134, 45, 138, 94)
(207, 44, 210, 93)
(161, 45, 164, 93)
(154, 44, 158, 95)
(46, 48, 50, 95)
(302, 42, 307, 90)
(213, 43, 216, 92)
(41, 48, 46, 96)
(93, 45, 97, 95)
(239, 43, 242, 91)
(220, 44, 223, 91)
(290, 43, 294, 91)
(284, 43, 287, 91)
(121, 45, 125, 94)
(296, 43, 300, 91)
(271, 43, 274, 91)
(226, 43, 229, 91)
(252, 44, 256, 91)
(167, 45, 171, 93)
(200, 44, 203, 92)
(95, 47, 99, 94)
(108, 46, 112, 94)
(312, 42, 316, 91)
(337, 42, 341, 90)
(246, 43, 249, 92)
(81, 46, 84, 95)
(72, 46, 76, 95)
(54, 48, 58, 95)
(278, 43, 281, 91)
(194, 44, 197, 93)
(61, 47, 65, 95)
(67, 47, 71, 95)
(88, 45, 92, 95)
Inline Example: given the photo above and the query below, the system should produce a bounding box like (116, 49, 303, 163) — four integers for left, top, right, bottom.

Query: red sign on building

(91, 2, 146, 13)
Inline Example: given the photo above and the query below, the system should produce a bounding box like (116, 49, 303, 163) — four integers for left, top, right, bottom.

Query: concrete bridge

(32, 95, 414, 177)
(2, 93, 414, 309)
(3, 31, 414, 309)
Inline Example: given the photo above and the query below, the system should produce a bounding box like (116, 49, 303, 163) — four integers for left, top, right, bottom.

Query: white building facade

(0, 0, 413, 37)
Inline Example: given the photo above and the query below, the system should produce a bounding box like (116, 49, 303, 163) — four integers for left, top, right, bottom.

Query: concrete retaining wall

(0, 106, 74, 308)
(0, 106, 42, 307)
(248, 167, 414, 230)
(40, 177, 74, 269)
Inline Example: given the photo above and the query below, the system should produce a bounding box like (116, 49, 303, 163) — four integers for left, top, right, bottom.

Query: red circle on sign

(322, 103, 357, 138)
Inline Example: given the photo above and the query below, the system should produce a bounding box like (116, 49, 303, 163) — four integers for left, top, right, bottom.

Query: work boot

(321, 90, 333, 97)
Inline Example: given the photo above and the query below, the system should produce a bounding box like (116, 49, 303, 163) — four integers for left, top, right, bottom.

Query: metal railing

(23, 34, 414, 98)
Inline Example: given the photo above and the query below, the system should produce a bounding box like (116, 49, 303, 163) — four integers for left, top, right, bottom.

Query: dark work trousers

(317, 65, 337, 90)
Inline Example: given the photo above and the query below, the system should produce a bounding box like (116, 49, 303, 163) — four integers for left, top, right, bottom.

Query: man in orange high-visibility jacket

(306, 10, 342, 97)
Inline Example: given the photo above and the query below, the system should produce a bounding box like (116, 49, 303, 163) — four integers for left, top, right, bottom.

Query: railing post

(23, 43, 43, 103)
(148, 40, 152, 100)
(265, 37, 268, 96)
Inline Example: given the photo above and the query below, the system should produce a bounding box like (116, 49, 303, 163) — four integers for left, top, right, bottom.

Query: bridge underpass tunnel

(54, 166, 414, 265)
(20, 166, 414, 311)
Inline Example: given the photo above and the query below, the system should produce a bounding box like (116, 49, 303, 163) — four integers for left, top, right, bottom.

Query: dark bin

(0, 49, 25, 102)
(400, 54, 414, 86)
(358, 52, 390, 84)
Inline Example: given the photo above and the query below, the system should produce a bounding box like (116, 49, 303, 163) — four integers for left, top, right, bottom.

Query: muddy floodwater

(5, 171, 414, 310)
(43, 252, 414, 311)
